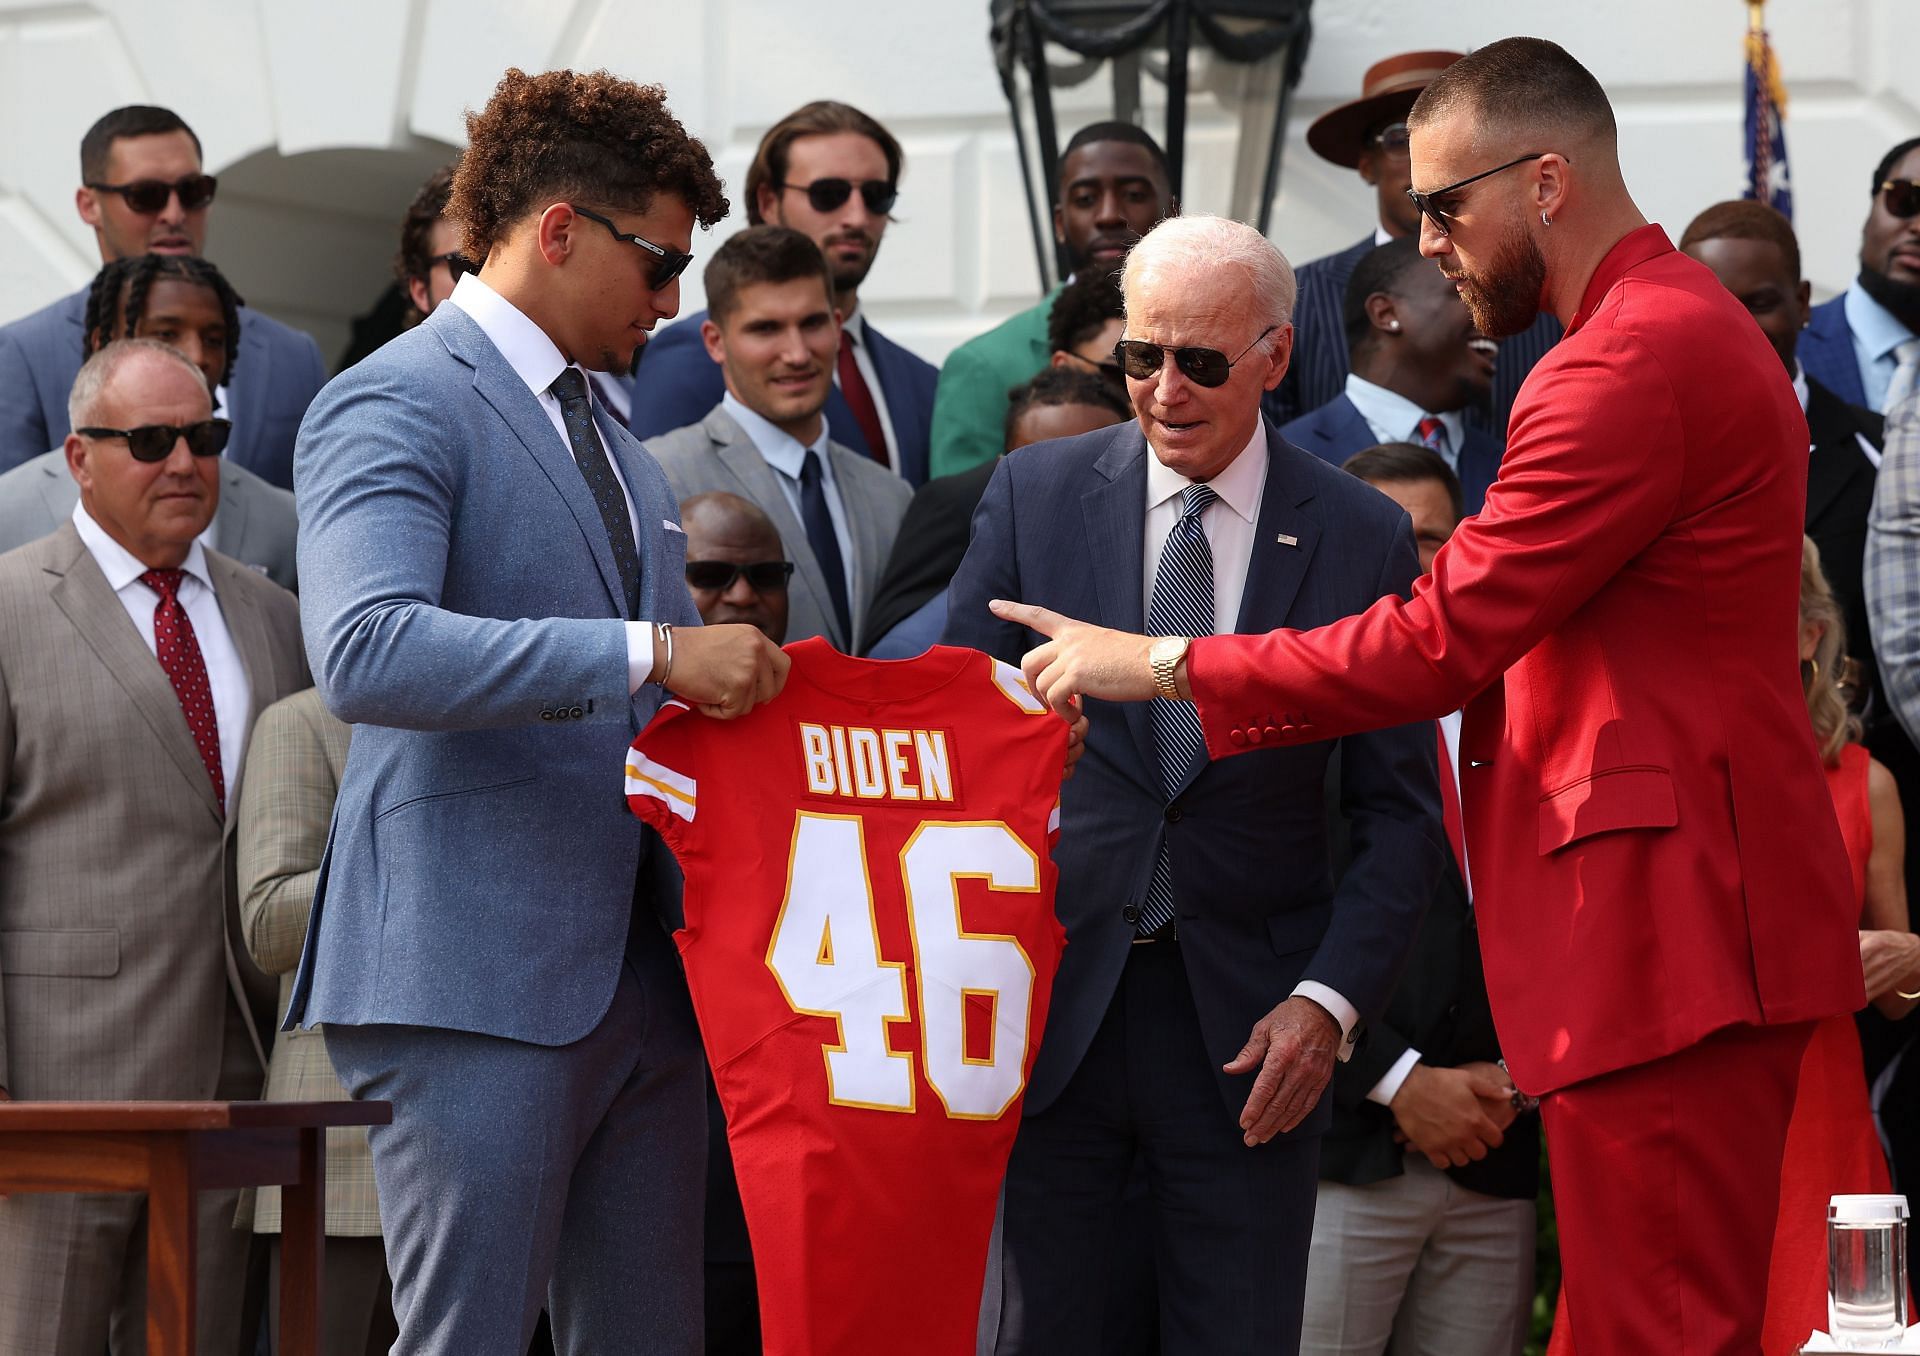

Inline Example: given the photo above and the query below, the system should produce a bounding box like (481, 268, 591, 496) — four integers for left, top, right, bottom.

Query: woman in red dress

(1760, 537, 1920, 1351)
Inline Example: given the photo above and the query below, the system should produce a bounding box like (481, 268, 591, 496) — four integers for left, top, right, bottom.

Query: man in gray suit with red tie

(0, 339, 310, 1353)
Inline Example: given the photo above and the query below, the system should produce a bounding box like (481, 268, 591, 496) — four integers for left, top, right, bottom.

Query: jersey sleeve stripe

(626, 752, 698, 822)
(989, 658, 1048, 715)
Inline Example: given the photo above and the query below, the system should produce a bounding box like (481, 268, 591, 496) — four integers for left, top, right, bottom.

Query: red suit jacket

(1188, 225, 1864, 1093)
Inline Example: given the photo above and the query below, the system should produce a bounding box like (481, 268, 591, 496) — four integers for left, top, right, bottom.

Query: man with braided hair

(287, 68, 788, 1353)
(0, 255, 298, 588)
(0, 104, 325, 486)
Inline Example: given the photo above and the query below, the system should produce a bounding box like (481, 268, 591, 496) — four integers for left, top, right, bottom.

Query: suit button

(569, 705, 584, 720)
(1164, 805, 1182, 823)
(1263, 725, 1281, 739)
(1247, 727, 1263, 745)
(1229, 729, 1248, 747)
(1121, 904, 1141, 925)
(540, 709, 555, 721)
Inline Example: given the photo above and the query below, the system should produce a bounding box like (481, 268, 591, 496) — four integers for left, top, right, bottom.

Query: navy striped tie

(1138, 481, 1217, 936)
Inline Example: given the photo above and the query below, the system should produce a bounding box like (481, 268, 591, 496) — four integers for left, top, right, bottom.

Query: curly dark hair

(82, 254, 243, 385)
(451, 68, 729, 263)
(1003, 366, 1130, 449)
(1047, 269, 1125, 355)
(396, 160, 460, 287)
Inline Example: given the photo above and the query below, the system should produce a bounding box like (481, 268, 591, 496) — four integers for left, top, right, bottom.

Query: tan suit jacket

(236, 687, 380, 1235)
(0, 519, 309, 1099)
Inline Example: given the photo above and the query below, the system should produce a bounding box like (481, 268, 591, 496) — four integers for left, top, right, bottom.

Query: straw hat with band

(1306, 50, 1467, 170)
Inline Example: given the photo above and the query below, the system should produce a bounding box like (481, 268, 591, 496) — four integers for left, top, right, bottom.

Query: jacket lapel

(205, 552, 278, 824)
(225, 311, 271, 445)
(1082, 427, 1157, 776)
(45, 524, 223, 823)
(213, 463, 252, 563)
(829, 442, 888, 646)
(708, 410, 848, 649)
(431, 307, 630, 619)
(1805, 383, 1877, 529)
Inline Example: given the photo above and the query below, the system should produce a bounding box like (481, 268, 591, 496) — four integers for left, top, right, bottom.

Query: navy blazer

(0, 285, 327, 488)
(1280, 393, 1503, 515)
(943, 420, 1443, 1130)
(1801, 294, 1871, 411)
(1267, 234, 1562, 436)
(627, 308, 938, 485)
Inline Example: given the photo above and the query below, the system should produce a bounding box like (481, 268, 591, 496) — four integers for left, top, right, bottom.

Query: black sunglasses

(429, 250, 478, 279)
(685, 560, 795, 593)
(1406, 153, 1560, 236)
(75, 418, 231, 462)
(1881, 179, 1920, 220)
(776, 178, 899, 216)
(1114, 325, 1278, 389)
(569, 205, 695, 290)
(85, 174, 218, 215)
(1368, 122, 1411, 154)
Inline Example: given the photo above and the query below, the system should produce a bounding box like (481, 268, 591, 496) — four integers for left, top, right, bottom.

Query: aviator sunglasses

(1881, 179, 1920, 220)
(1406, 153, 1560, 236)
(775, 178, 899, 216)
(75, 418, 232, 462)
(685, 560, 795, 593)
(1114, 325, 1278, 388)
(84, 174, 218, 215)
(569, 205, 696, 290)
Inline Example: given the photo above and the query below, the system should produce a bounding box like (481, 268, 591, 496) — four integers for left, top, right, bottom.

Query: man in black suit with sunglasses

(1801, 137, 1920, 415)
(629, 101, 938, 485)
(0, 105, 326, 486)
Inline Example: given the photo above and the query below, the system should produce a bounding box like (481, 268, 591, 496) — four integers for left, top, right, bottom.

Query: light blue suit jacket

(0, 285, 327, 487)
(285, 301, 700, 1045)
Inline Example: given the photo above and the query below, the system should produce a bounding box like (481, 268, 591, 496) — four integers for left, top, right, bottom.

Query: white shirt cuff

(626, 621, 656, 694)
(1290, 980, 1359, 1062)
(1367, 1047, 1423, 1106)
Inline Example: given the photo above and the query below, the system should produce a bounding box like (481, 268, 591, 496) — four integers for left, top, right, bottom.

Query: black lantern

(991, 0, 1314, 287)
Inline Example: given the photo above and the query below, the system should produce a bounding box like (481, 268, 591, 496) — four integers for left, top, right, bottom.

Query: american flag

(1744, 1, 1792, 219)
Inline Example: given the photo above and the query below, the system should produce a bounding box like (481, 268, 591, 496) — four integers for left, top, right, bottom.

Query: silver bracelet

(657, 622, 674, 689)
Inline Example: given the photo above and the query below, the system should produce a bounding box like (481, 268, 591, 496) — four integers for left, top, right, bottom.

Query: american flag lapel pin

(1276, 533, 1299, 547)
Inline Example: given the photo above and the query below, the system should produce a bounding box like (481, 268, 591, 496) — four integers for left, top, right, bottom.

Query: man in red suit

(991, 37, 1864, 1355)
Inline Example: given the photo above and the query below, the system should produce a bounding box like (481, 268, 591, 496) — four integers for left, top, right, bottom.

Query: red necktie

(141, 569, 224, 812)
(837, 329, 890, 466)
(1434, 724, 1468, 880)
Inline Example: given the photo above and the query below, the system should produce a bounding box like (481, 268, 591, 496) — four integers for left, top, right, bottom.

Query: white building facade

(0, 0, 1914, 368)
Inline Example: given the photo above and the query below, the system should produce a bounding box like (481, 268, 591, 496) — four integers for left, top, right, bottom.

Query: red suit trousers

(1544, 1019, 1814, 1355)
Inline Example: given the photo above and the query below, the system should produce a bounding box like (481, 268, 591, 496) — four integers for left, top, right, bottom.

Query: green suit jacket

(928, 285, 1063, 478)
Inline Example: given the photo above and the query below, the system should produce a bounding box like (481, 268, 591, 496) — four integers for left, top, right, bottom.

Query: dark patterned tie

(141, 568, 224, 812)
(796, 449, 853, 643)
(1138, 482, 1217, 936)
(550, 368, 641, 619)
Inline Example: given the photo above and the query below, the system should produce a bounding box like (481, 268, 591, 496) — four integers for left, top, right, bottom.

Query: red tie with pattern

(837, 328, 890, 465)
(141, 569, 224, 812)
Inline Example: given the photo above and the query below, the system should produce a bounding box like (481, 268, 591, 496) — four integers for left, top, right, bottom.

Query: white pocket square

(663, 519, 685, 534)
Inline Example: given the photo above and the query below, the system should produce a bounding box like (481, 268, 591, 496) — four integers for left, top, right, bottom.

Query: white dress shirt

(446, 272, 658, 692)
(1343, 373, 1465, 474)
(72, 501, 251, 805)
(1142, 421, 1360, 1056)
(1844, 280, 1919, 415)
(837, 307, 900, 474)
(723, 392, 859, 581)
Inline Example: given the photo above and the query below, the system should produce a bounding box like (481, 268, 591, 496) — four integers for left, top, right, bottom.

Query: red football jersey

(625, 638, 1068, 1355)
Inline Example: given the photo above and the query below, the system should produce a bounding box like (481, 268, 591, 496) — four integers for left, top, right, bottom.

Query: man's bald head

(680, 492, 792, 644)
(1410, 37, 1616, 157)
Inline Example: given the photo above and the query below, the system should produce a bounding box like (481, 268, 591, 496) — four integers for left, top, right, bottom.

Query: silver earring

(1387, 320, 1400, 331)
(1541, 212, 1553, 227)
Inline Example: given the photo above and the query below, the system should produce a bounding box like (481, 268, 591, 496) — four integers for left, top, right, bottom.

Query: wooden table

(0, 1099, 390, 1356)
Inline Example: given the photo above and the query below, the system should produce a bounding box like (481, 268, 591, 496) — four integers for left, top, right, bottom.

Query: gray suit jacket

(0, 286, 328, 488)
(0, 449, 299, 591)
(286, 301, 702, 1045)
(0, 521, 309, 1098)
(645, 406, 912, 652)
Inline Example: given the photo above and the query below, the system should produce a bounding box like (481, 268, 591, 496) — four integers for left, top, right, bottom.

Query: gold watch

(1148, 635, 1190, 700)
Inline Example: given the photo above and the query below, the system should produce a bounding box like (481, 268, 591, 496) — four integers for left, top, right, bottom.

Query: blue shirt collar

(1845, 278, 1917, 363)
(721, 391, 833, 484)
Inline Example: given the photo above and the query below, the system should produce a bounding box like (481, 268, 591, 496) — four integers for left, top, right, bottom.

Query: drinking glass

(1829, 1194, 1910, 1348)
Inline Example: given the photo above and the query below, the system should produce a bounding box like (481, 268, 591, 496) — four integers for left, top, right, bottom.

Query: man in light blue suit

(627, 100, 938, 484)
(0, 105, 325, 485)
(1281, 237, 1504, 514)
(287, 70, 787, 1354)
